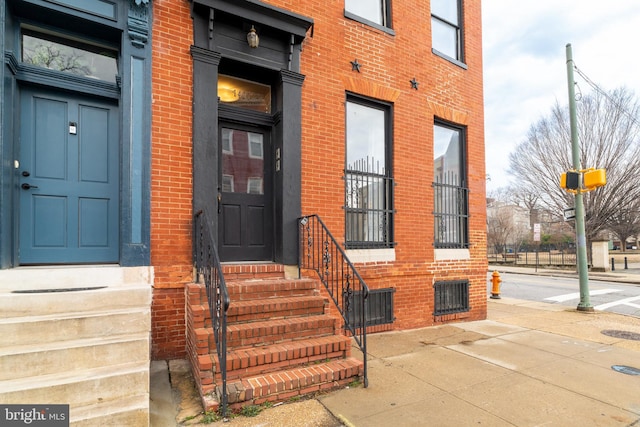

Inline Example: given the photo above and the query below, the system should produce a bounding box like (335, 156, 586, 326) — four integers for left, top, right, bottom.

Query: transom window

(345, 96, 394, 249)
(433, 121, 468, 248)
(431, 0, 463, 62)
(345, 0, 391, 29)
(218, 74, 271, 114)
(21, 28, 118, 83)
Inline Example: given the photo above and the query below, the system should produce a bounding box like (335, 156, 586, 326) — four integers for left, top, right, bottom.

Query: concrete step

(0, 284, 152, 318)
(0, 333, 149, 380)
(71, 393, 149, 427)
(0, 266, 152, 425)
(225, 315, 337, 349)
(0, 307, 150, 346)
(0, 361, 148, 406)
(0, 266, 153, 290)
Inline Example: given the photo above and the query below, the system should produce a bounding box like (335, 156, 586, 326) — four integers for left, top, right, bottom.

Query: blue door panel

(79, 198, 110, 247)
(33, 196, 67, 247)
(34, 97, 67, 180)
(80, 105, 110, 183)
(19, 88, 119, 264)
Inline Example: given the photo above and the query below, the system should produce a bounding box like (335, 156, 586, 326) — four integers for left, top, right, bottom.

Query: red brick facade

(151, 0, 486, 359)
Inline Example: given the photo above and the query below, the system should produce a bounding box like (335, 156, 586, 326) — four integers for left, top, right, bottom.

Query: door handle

(21, 183, 38, 190)
(217, 192, 222, 214)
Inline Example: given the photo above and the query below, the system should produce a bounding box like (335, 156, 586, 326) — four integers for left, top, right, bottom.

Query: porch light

(247, 25, 259, 48)
(218, 87, 239, 102)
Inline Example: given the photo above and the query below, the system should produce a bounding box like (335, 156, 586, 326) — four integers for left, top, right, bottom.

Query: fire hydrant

(490, 271, 502, 299)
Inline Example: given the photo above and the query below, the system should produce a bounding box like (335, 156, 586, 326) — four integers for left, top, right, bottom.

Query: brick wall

(279, 0, 487, 330)
(150, 0, 487, 357)
(150, 0, 194, 359)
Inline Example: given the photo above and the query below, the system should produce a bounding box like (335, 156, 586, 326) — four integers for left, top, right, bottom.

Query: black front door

(218, 124, 273, 261)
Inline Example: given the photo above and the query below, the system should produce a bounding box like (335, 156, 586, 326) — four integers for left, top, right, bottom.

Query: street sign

(564, 208, 576, 221)
(533, 223, 541, 242)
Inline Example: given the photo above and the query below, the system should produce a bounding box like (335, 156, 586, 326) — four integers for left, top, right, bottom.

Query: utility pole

(566, 43, 593, 312)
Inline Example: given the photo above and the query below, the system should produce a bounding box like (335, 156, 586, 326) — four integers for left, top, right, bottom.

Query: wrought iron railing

(344, 164, 394, 249)
(194, 209, 230, 416)
(433, 174, 469, 249)
(298, 214, 369, 387)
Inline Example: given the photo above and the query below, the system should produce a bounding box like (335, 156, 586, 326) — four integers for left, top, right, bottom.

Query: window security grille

(345, 163, 394, 249)
(433, 176, 469, 249)
(433, 280, 469, 316)
(348, 288, 395, 328)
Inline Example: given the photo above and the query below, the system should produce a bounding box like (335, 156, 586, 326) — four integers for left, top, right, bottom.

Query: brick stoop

(186, 264, 364, 412)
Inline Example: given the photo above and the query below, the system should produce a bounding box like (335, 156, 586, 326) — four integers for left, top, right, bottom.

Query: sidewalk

(152, 270, 640, 426)
(318, 298, 640, 426)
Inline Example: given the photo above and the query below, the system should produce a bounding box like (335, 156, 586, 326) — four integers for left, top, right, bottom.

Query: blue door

(19, 88, 119, 264)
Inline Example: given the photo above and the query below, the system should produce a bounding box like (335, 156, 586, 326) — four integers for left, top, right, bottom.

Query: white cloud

(482, 0, 640, 192)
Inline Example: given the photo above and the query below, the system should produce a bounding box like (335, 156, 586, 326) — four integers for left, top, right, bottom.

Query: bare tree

(23, 42, 92, 77)
(607, 198, 640, 251)
(509, 87, 640, 253)
(487, 194, 530, 254)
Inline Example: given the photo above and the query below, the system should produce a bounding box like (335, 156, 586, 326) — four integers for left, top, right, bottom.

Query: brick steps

(225, 314, 337, 349)
(226, 278, 318, 300)
(227, 295, 327, 323)
(222, 358, 363, 408)
(204, 334, 352, 382)
(186, 264, 363, 412)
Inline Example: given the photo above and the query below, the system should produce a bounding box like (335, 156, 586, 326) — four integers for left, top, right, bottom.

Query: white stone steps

(0, 285, 152, 317)
(0, 307, 150, 346)
(0, 333, 149, 380)
(0, 266, 153, 290)
(0, 360, 148, 402)
(0, 266, 153, 426)
(71, 393, 150, 427)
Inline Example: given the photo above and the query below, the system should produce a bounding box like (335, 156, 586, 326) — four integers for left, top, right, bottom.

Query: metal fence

(488, 249, 577, 267)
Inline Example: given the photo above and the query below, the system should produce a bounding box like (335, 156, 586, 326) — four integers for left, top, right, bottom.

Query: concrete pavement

(319, 298, 640, 426)
(151, 266, 640, 426)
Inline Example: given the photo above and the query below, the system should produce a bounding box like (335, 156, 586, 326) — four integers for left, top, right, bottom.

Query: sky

(482, 0, 640, 193)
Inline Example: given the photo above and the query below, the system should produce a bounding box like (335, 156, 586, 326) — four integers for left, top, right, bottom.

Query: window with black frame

(431, 0, 463, 62)
(345, 97, 394, 249)
(433, 121, 468, 248)
(345, 0, 392, 29)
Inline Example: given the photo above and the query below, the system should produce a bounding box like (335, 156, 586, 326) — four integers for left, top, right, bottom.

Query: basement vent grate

(433, 279, 469, 316)
(348, 288, 395, 328)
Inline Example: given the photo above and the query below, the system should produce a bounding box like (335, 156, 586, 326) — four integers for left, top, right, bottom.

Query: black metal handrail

(298, 214, 369, 387)
(194, 209, 230, 416)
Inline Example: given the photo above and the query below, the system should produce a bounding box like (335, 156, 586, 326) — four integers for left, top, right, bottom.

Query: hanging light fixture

(247, 25, 259, 48)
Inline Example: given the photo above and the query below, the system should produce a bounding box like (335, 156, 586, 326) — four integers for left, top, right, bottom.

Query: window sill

(345, 248, 396, 264)
(432, 49, 468, 70)
(344, 11, 396, 36)
(435, 248, 470, 261)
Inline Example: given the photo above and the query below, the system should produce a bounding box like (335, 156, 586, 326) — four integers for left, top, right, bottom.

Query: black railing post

(625, 257, 628, 269)
(611, 257, 615, 271)
(194, 210, 229, 417)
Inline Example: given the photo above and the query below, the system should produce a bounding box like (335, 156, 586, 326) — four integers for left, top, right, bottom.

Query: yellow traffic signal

(560, 171, 580, 191)
(583, 168, 606, 190)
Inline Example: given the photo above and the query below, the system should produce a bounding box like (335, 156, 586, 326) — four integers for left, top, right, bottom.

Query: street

(487, 271, 640, 318)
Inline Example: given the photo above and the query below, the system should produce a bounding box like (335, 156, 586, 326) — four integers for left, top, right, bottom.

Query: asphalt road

(487, 272, 640, 318)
